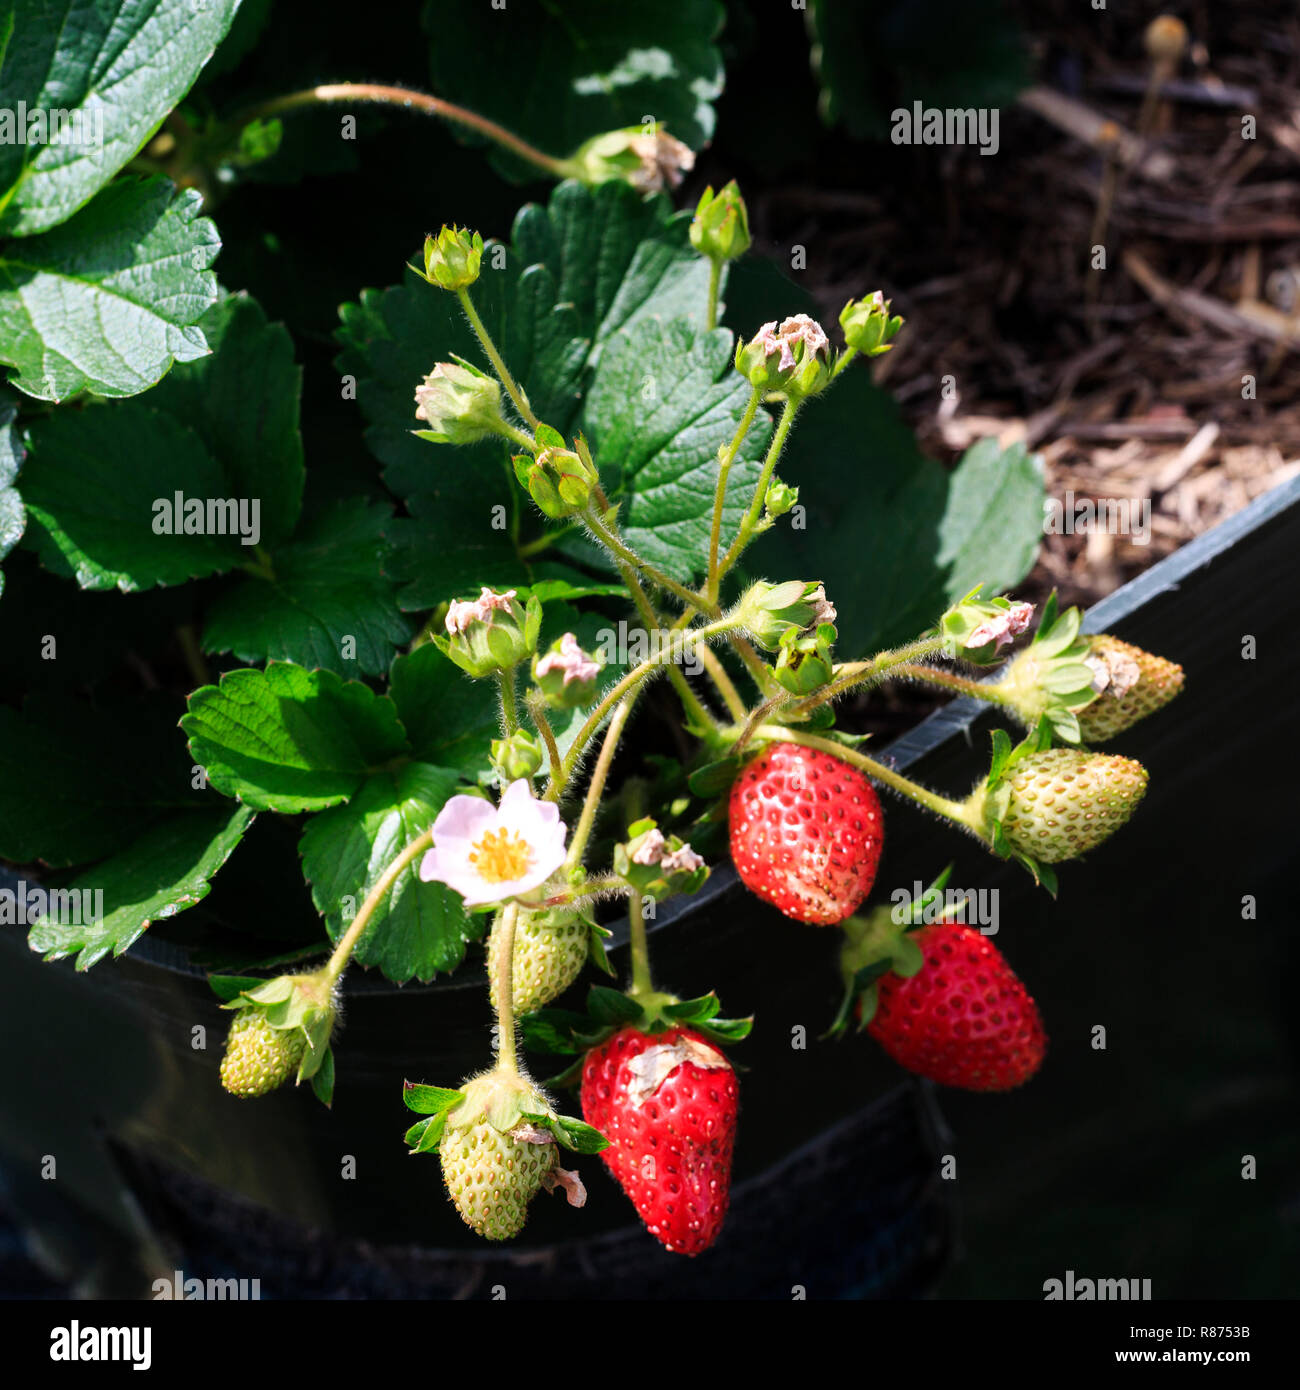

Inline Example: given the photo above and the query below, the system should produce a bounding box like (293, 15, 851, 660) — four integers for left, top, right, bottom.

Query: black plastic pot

(3, 472, 1298, 1299)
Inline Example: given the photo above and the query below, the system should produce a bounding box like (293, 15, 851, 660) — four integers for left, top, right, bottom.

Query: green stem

(705, 257, 722, 331)
(493, 902, 522, 1074)
(620, 564, 715, 735)
(495, 420, 537, 452)
(718, 399, 799, 579)
(707, 386, 761, 602)
(831, 346, 859, 380)
(547, 615, 739, 796)
(891, 663, 1015, 705)
(497, 669, 519, 735)
(566, 698, 632, 872)
(526, 692, 562, 784)
(235, 83, 571, 179)
(627, 890, 654, 997)
(584, 503, 704, 612)
(753, 724, 980, 833)
(457, 287, 540, 430)
(324, 829, 434, 987)
(785, 635, 946, 719)
(695, 646, 747, 721)
(517, 522, 578, 558)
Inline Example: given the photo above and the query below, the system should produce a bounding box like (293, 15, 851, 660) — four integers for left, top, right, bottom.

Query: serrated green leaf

(579, 319, 771, 585)
(424, 0, 723, 178)
(28, 804, 254, 970)
(204, 498, 413, 676)
(0, 178, 219, 400)
(0, 1, 240, 235)
(182, 662, 409, 813)
(302, 761, 480, 984)
(388, 641, 500, 780)
(402, 1082, 466, 1116)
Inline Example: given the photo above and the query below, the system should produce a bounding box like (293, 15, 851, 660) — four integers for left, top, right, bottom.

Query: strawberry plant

(0, 0, 1184, 1262)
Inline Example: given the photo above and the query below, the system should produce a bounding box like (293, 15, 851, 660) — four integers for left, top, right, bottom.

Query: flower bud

(491, 729, 544, 782)
(513, 445, 592, 519)
(435, 587, 542, 678)
(690, 181, 751, 262)
(739, 579, 836, 651)
(568, 125, 695, 193)
(939, 591, 1034, 665)
(839, 292, 904, 357)
(764, 479, 799, 520)
(421, 225, 483, 290)
(735, 314, 832, 398)
(414, 360, 504, 445)
(774, 626, 835, 696)
(533, 632, 603, 709)
(614, 818, 708, 901)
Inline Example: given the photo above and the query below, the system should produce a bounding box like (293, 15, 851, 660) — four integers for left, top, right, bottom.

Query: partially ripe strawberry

(220, 1008, 306, 1098)
(728, 741, 883, 924)
(488, 908, 587, 1014)
(1078, 635, 1184, 741)
(581, 1026, 737, 1255)
(867, 923, 1046, 1091)
(1001, 748, 1147, 863)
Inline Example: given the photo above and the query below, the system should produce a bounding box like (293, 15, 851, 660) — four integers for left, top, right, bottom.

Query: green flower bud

(613, 818, 709, 901)
(568, 125, 695, 192)
(738, 579, 837, 651)
(491, 729, 544, 782)
(690, 181, 751, 262)
(774, 626, 836, 696)
(414, 360, 504, 445)
(435, 587, 542, 678)
(532, 632, 603, 710)
(839, 292, 904, 356)
(421, 225, 483, 290)
(939, 589, 1035, 665)
(513, 445, 592, 520)
(764, 479, 799, 520)
(735, 314, 832, 398)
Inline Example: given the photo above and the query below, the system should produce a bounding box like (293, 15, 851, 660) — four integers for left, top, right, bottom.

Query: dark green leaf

(0, 389, 24, 595)
(28, 804, 255, 970)
(207, 973, 268, 1003)
(182, 663, 410, 813)
(586, 985, 643, 1026)
(204, 498, 413, 676)
(388, 641, 500, 780)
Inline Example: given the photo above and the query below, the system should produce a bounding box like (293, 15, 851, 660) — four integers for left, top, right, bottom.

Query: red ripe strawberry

(866, 923, 1046, 1091)
(729, 741, 883, 924)
(580, 1025, 738, 1256)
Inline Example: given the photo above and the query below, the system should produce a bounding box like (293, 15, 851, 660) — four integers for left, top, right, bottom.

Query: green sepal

(208, 973, 269, 1003)
(587, 921, 616, 977)
(402, 1082, 466, 1115)
(855, 981, 881, 1030)
(519, 1007, 607, 1056)
(688, 755, 743, 797)
(586, 985, 644, 1026)
(695, 1015, 753, 1045)
(309, 1047, 335, 1107)
(824, 960, 892, 1040)
(404, 1112, 447, 1154)
(239, 975, 296, 1007)
(548, 1115, 610, 1155)
(534, 422, 566, 450)
(662, 992, 723, 1023)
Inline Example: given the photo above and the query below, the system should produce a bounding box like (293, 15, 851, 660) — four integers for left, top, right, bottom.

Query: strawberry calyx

(996, 592, 1098, 743)
(520, 982, 752, 1087)
(210, 968, 339, 1105)
(826, 866, 959, 1038)
(962, 721, 1060, 896)
(401, 1066, 608, 1159)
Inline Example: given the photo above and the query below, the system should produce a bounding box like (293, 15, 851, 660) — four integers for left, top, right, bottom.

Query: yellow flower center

(468, 827, 534, 884)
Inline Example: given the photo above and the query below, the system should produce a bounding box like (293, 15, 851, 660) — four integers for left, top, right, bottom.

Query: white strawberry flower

(419, 780, 567, 908)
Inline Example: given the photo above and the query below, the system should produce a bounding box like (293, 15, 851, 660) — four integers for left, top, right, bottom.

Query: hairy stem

(695, 646, 747, 721)
(566, 698, 632, 872)
(526, 692, 562, 784)
(706, 386, 762, 602)
(718, 398, 799, 579)
(784, 635, 947, 719)
(324, 828, 434, 987)
(627, 890, 654, 997)
(457, 287, 540, 430)
(236, 83, 571, 179)
(493, 902, 522, 1074)
(705, 257, 722, 332)
(497, 669, 519, 735)
(619, 564, 715, 734)
(584, 503, 704, 612)
(891, 663, 1015, 705)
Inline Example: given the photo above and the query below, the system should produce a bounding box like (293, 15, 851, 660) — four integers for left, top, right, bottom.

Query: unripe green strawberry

(1078, 635, 1184, 742)
(220, 1007, 306, 1098)
(1000, 748, 1147, 863)
(439, 1119, 558, 1241)
(488, 909, 589, 1014)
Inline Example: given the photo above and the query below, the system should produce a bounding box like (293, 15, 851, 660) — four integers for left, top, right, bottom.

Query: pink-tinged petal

(432, 793, 497, 844)
(631, 828, 666, 865)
